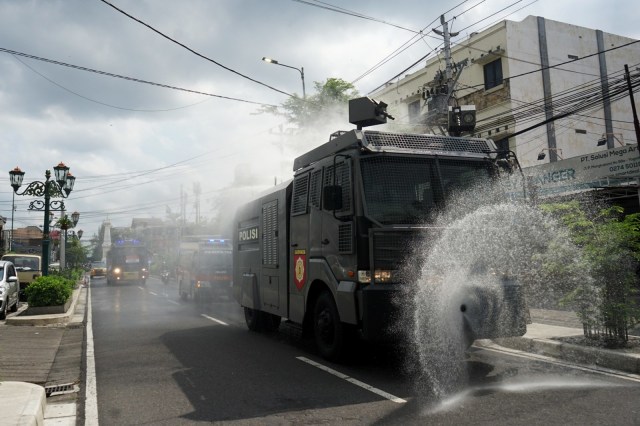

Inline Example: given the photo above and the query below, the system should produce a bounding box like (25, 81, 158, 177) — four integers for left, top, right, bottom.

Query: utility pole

(425, 14, 471, 136)
(433, 15, 457, 96)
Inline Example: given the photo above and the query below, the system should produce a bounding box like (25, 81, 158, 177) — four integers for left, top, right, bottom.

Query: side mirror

(323, 185, 343, 211)
(8, 276, 18, 282)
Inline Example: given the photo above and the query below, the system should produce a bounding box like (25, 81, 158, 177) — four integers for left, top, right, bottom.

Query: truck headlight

(357, 270, 395, 284)
(196, 281, 211, 289)
(114, 267, 121, 274)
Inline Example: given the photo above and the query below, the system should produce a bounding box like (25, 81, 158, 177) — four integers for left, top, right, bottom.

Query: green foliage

(24, 275, 74, 307)
(540, 200, 640, 344)
(260, 77, 359, 128)
(49, 267, 84, 281)
(66, 239, 89, 269)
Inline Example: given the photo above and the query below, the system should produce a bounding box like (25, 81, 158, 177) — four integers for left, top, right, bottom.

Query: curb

(0, 381, 46, 426)
(491, 336, 640, 375)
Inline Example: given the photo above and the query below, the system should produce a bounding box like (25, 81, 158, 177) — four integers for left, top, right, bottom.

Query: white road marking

(137, 286, 144, 290)
(149, 291, 158, 296)
(85, 286, 99, 425)
(167, 299, 180, 306)
(201, 314, 229, 326)
(476, 341, 640, 383)
(296, 356, 407, 404)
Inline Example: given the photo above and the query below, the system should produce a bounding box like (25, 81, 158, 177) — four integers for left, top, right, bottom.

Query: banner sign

(524, 144, 639, 197)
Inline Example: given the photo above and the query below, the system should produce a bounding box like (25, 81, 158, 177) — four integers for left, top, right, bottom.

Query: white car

(0, 260, 20, 320)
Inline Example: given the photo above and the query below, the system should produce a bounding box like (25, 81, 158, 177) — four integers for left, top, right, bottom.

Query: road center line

(296, 356, 407, 404)
(201, 314, 229, 326)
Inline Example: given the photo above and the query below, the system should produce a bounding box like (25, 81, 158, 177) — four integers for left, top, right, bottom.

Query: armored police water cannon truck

(233, 97, 527, 361)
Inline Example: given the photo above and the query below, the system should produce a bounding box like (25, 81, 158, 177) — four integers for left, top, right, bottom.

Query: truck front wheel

(313, 291, 345, 361)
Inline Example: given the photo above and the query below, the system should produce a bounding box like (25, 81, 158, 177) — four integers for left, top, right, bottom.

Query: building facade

(371, 15, 639, 169)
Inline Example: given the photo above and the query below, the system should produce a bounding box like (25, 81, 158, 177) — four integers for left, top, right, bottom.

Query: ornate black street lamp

(59, 210, 80, 269)
(9, 163, 76, 276)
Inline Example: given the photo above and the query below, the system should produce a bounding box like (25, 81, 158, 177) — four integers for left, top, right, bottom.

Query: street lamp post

(262, 57, 306, 99)
(9, 163, 76, 276)
(58, 210, 80, 270)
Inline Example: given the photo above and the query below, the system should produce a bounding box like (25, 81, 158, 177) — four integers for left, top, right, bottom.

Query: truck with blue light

(177, 236, 233, 302)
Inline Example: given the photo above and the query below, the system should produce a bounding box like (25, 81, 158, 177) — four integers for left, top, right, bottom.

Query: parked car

(90, 261, 107, 279)
(0, 260, 20, 320)
(1, 254, 41, 301)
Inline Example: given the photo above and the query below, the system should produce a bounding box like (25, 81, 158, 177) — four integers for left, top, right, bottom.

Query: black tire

(0, 302, 7, 320)
(10, 299, 18, 313)
(244, 307, 263, 331)
(313, 291, 345, 361)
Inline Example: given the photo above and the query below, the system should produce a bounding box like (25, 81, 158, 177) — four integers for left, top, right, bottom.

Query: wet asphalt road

(89, 277, 640, 425)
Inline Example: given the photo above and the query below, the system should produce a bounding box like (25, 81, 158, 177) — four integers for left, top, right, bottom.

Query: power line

(11, 53, 212, 112)
(292, 0, 419, 33)
(352, 0, 471, 85)
(0, 47, 278, 108)
(99, 0, 294, 98)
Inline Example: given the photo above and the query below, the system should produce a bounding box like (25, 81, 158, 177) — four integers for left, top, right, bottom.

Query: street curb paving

(492, 336, 640, 375)
(0, 381, 46, 426)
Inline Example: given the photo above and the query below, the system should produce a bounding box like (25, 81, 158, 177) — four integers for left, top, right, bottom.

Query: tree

(540, 200, 640, 345)
(261, 77, 359, 128)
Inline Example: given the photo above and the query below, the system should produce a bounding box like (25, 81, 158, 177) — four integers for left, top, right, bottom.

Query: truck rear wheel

(313, 291, 345, 361)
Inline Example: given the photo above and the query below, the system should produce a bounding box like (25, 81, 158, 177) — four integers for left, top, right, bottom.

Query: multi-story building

(371, 15, 639, 169)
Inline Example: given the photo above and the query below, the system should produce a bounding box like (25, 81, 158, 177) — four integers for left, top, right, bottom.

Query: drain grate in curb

(45, 383, 79, 397)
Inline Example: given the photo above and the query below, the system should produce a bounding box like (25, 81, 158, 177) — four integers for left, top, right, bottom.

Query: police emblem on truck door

(293, 249, 307, 290)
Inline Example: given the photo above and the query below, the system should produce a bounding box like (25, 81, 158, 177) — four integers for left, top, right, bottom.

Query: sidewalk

(0, 284, 87, 425)
(477, 308, 640, 375)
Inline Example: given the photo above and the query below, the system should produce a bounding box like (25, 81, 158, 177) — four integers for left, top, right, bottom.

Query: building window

(483, 59, 503, 90)
(408, 100, 421, 122)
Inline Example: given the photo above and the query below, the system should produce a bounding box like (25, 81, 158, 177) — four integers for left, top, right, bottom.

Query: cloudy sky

(1, 0, 638, 242)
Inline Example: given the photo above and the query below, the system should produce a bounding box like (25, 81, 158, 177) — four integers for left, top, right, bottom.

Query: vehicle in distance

(1, 254, 42, 300)
(0, 260, 20, 320)
(177, 236, 233, 302)
(90, 261, 107, 278)
(106, 240, 150, 285)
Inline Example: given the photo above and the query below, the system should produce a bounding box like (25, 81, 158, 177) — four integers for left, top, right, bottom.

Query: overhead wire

(293, 0, 419, 33)
(11, 54, 213, 112)
(350, 0, 471, 85)
(0, 47, 278, 108)
(99, 0, 294, 98)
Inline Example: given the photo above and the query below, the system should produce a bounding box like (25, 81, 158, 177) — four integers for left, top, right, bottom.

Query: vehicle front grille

(370, 228, 426, 270)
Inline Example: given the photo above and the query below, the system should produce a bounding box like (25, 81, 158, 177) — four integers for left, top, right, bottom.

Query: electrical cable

(0, 47, 278, 108)
(293, 0, 419, 33)
(11, 54, 213, 112)
(99, 0, 294, 98)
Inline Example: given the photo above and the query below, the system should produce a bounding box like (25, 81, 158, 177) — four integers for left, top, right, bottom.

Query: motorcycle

(161, 271, 170, 284)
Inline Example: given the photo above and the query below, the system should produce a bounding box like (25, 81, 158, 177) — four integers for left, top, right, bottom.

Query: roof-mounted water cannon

(349, 97, 395, 130)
